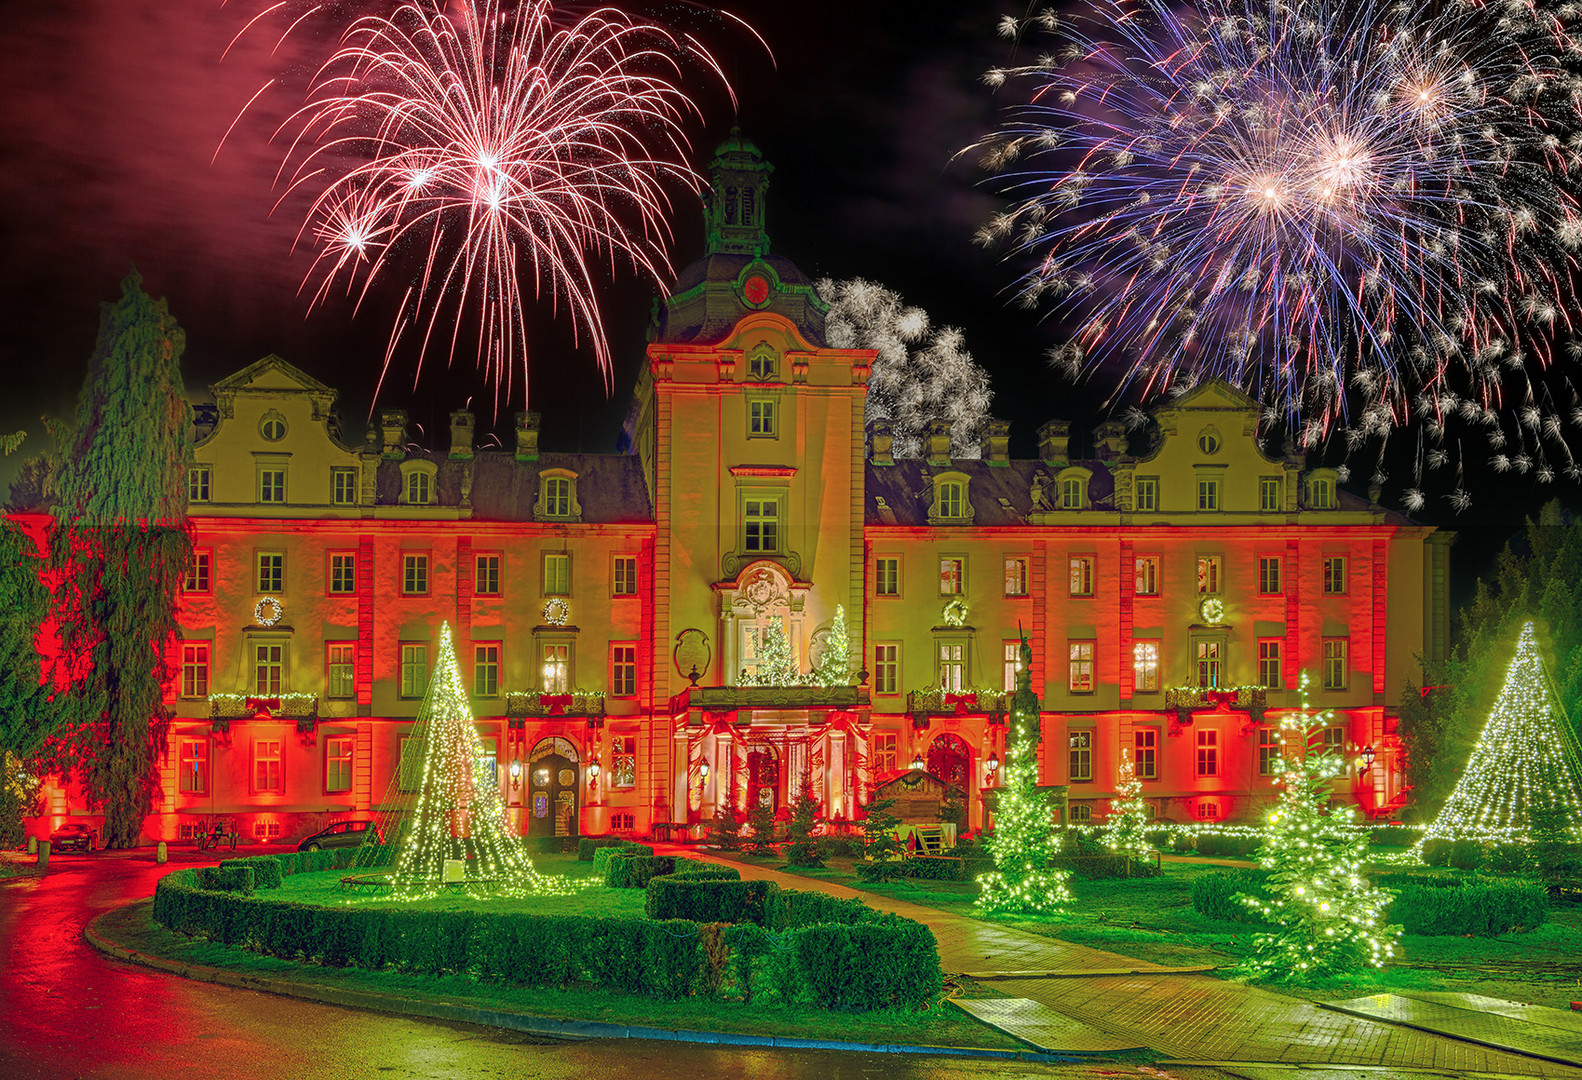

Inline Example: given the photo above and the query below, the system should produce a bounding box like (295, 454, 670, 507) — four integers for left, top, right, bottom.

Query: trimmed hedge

(774, 918, 942, 1010)
(897, 855, 966, 881)
(1051, 853, 1161, 879)
(1194, 834, 1262, 859)
(592, 842, 655, 874)
(770, 888, 871, 930)
(578, 836, 631, 862)
(198, 864, 255, 895)
(663, 863, 740, 882)
(1379, 874, 1549, 935)
(645, 877, 777, 925)
(1189, 868, 1273, 923)
(604, 854, 677, 889)
(221, 856, 283, 890)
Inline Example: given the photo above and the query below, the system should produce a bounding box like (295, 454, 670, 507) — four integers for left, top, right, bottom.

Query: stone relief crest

(674, 628, 711, 680)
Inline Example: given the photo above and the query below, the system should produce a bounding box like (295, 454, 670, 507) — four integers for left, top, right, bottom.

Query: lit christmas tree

(977, 633, 1071, 914)
(1239, 674, 1399, 980)
(1420, 620, 1582, 845)
(1102, 749, 1154, 862)
(747, 618, 799, 686)
(369, 622, 572, 900)
(811, 605, 854, 687)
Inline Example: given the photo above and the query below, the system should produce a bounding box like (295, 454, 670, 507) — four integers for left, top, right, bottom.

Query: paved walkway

(663, 847, 1582, 1077)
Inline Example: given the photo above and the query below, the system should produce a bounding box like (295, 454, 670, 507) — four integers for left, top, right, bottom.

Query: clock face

(1199, 597, 1225, 624)
(743, 275, 770, 305)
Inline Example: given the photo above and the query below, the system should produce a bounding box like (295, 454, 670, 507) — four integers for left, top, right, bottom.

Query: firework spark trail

(230, 0, 745, 402)
(974, 0, 1582, 501)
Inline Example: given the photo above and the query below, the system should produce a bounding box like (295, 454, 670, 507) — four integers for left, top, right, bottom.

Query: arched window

(544, 476, 571, 517)
(928, 733, 970, 791)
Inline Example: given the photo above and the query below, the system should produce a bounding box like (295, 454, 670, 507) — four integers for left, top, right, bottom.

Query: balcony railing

(1163, 685, 1267, 713)
(907, 687, 1009, 725)
(208, 692, 319, 733)
(504, 690, 607, 719)
(681, 684, 869, 713)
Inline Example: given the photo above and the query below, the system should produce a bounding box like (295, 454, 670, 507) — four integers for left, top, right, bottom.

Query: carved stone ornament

(674, 628, 711, 680)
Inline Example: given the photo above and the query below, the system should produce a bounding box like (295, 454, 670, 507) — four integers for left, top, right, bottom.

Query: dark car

(297, 820, 382, 852)
(49, 822, 98, 853)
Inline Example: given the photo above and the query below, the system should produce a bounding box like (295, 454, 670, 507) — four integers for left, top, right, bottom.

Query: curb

(85, 901, 1065, 1064)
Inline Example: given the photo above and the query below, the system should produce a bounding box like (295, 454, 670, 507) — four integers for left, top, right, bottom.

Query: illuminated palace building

(36, 137, 1452, 843)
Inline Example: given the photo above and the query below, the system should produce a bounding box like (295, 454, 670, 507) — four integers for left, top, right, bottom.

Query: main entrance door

(528, 736, 580, 838)
(746, 744, 780, 814)
(928, 733, 971, 794)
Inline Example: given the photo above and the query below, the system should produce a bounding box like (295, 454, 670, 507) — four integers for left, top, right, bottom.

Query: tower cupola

(704, 128, 773, 257)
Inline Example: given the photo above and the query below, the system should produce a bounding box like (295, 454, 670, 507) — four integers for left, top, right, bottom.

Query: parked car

(49, 822, 98, 853)
(297, 820, 382, 852)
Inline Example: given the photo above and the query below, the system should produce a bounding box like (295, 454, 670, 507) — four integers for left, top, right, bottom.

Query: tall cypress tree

(48, 272, 192, 848)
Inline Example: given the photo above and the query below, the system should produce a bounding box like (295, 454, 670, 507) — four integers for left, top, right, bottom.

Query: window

(1068, 555, 1094, 597)
(873, 732, 897, 774)
(1004, 557, 1028, 597)
(331, 467, 359, 506)
(260, 413, 287, 441)
(543, 476, 572, 516)
(405, 470, 432, 506)
(179, 740, 207, 794)
(1068, 640, 1095, 693)
(256, 553, 284, 593)
(1195, 800, 1220, 821)
(1260, 476, 1283, 511)
(1070, 804, 1093, 823)
(1324, 725, 1346, 755)
(1134, 555, 1159, 596)
(254, 738, 283, 792)
(475, 554, 501, 596)
(544, 553, 570, 595)
(326, 736, 353, 794)
(743, 498, 780, 553)
(1069, 731, 1093, 782)
(1196, 640, 1221, 688)
(1196, 729, 1219, 777)
(327, 643, 355, 699)
(188, 467, 211, 504)
(611, 643, 637, 697)
(939, 557, 964, 596)
(403, 554, 429, 596)
(937, 642, 964, 691)
(874, 644, 899, 694)
(328, 553, 356, 595)
(748, 399, 776, 437)
(1323, 556, 1347, 596)
(1258, 639, 1282, 690)
(1134, 729, 1157, 780)
(875, 557, 900, 597)
(1135, 476, 1158, 512)
(254, 643, 284, 695)
(612, 735, 637, 788)
(1258, 556, 1282, 595)
(1197, 555, 1222, 594)
(1311, 477, 1334, 509)
(181, 643, 209, 698)
(1198, 428, 1221, 454)
(473, 643, 501, 698)
(1133, 640, 1160, 693)
(1060, 477, 1085, 509)
(1258, 727, 1281, 776)
(937, 481, 965, 519)
(748, 347, 777, 380)
(542, 644, 569, 693)
(1003, 642, 1020, 692)
(1323, 637, 1348, 689)
(400, 644, 428, 698)
(612, 555, 637, 597)
(1197, 477, 1219, 510)
(184, 550, 211, 593)
(258, 467, 286, 504)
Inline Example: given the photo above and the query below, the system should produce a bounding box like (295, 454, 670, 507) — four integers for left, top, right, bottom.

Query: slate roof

(865, 459, 1118, 527)
(373, 450, 652, 524)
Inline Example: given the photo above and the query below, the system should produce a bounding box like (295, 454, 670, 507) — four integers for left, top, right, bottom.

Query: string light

(1102, 749, 1154, 862)
(1419, 620, 1582, 846)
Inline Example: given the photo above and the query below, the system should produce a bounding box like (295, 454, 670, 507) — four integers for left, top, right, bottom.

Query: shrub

(1421, 839, 1453, 867)
(1194, 834, 1262, 859)
(1489, 843, 1531, 874)
(1368, 825, 1417, 849)
(663, 861, 740, 882)
(855, 858, 907, 883)
(1448, 839, 1487, 873)
(774, 918, 941, 1010)
(1379, 874, 1549, 935)
(709, 808, 743, 852)
(769, 888, 872, 930)
(578, 837, 630, 862)
(604, 854, 676, 889)
(898, 855, 966, 881)
(816, 835, 864, 858)
(644, 877, 778, 925)
(1190, 868, 1272, 923)
(199, 864, 256, 895)
(221, 856, 283, 890)
(1171, 832, 1196, 854)
(1051, 853, 1160, 879)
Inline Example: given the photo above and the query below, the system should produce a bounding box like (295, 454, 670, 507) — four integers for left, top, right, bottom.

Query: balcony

(906, 687, 1009, 728)
(504, 689, 606, 720)
(1163, 685, 1267, 733)
(208, 692, 319, 733)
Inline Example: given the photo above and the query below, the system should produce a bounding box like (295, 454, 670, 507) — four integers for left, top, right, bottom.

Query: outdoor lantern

(1362, 744, 1377, 769)
(910, 752, 924, 771)
(508, 759, 522, 790)
(589, 757, 601, 778)
(700, 758, 710, 782)
(986, 751, 1000, 779)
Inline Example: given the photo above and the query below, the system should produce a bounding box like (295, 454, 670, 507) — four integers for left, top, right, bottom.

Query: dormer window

(399, 460, 438, 506)
(1197, 427, 1221, 455)
(534, 469, 582, 522)
(259, 411, 287, 442)
(747, 344, 777, 381)
(928, 472, 975, 525)
(1056, 467, 1092, 510)
(939, 481, 964, 519)
(1307, 472, 1337, 510)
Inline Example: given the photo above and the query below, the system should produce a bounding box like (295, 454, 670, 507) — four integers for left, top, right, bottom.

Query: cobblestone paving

(1326, 994, 1582, 1068)
(667, 848, 1582, 1076)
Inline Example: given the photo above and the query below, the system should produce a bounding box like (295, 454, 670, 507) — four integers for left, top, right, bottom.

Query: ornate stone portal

(715, 560, 807, 685)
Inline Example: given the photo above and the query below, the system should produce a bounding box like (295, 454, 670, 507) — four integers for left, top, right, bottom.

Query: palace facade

(29, 136, 1452, 844)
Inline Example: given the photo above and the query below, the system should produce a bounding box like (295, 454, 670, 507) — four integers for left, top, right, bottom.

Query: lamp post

(588, 756, 601, 795)
(910, 751, 925, 772)
(508, 759, 522, 791)
(986, 751, 1000, 786)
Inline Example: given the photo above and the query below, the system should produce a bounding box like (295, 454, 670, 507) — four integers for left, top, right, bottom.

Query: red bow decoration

(540, 694, 573, 715)
(244, 697, 281, 714)
(944, 693, 977, 713)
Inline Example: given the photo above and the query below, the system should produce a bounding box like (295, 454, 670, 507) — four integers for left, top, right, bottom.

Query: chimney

(515, 411, 541, 462)
(924, 421, 952, 466)
(380, 409, 408, 459)
(1093, 420, 1127, 460)
(449, 410, 475, 460)
(868, 420, 894, 467)
(983, 419, 1010, 466)
(1038, 420, 1070, 467)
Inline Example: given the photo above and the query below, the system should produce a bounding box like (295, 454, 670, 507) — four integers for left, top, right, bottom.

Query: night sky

(0, 1, 1561, 589)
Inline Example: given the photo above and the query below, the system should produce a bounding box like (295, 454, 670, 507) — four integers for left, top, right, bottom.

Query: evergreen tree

(784, 772, 824, 867)
(46, 273, 193, 848)
(811, 605, 854, 687)
(0, 440, 56, 763)
(747, 619, 799, 686)
(1239, 674, 1400, 980)
(977, 633, 1071, 914)
(708, 804, 742, 851)
(857, 793, 907, 881)
(744, 796, 778, 855)
(1102, 749, 1154, 863)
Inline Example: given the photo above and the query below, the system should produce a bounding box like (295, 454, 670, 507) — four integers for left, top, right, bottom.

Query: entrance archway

(928, 733, 971, 793)
(528, 736, 581, 839)
(746, 743, 780, 814)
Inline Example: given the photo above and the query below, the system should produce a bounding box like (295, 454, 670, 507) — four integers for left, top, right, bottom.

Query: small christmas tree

(744, 796, 778, 855)
(1239, 673, 1400, 980)
(857, 793, 907, 881)
(748, 619, 799, 686)
(977, 632, 1071, 914)
(709, 805, 742, 851)
(811, 606, 854, 687)
(1420, 620, 1582, 846)
(784, 772, 824, 867)
(1102, 749, 1154, 864)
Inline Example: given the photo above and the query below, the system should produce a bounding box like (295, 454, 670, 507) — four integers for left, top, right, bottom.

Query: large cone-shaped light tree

(371, 622, 572, 899)
(48, 271, 191, 848)
(1421, 620, 1582, 844)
